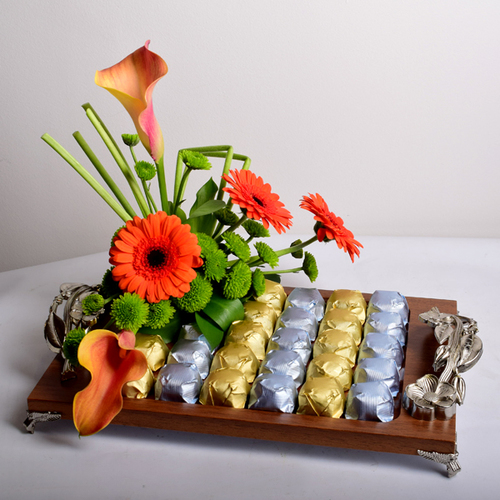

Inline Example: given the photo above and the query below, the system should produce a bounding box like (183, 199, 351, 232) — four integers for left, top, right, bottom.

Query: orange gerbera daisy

(300, 193, 363, 262)
(109, 211, 203, 302)
(222, 169, 292, 234)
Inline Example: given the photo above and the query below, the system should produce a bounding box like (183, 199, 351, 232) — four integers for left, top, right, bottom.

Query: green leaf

(189, 200, 226, 218)
(138, 311, 182, 344)
(195, 312, 224, 350)
(202, 293, 245, 332)
(187, 178, 219, 234)
(264, 274, 281, 284)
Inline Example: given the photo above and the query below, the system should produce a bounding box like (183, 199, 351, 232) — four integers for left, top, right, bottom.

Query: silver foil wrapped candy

(155, 363, 203, 404)
(367, 290, 409, 328)
(267, 327, 312, 366)
(345, 381, 394, 422)
(353, 357, 401, 396)
(259, 349, 306, 388)
(167, 338, 213, 379)
(275, 307, 318, 342)
(248, 373, 298, 413)
(364, 311, 407, 347)
(358, 332, 405, 371)
(285, 287, 325, 321)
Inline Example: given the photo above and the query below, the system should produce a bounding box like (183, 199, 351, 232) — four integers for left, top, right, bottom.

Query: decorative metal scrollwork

(24, 411, 62, 434)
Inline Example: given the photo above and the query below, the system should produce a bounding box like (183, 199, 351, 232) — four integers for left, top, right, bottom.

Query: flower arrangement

(43, 41, 362, 436)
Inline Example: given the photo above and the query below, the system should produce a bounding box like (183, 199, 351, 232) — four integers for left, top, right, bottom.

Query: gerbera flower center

(147, 249, 167, 268)
(252, 195, 265, 207)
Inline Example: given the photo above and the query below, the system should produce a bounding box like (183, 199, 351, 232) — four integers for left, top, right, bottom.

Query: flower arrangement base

(26, 291, 460, 477)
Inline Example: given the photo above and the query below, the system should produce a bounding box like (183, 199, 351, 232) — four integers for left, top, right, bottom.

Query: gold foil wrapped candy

(297, 377, 345, 418)
(255, 279, 287, 316)
(319, 308, 363, 346)
(123, 333, 169, 399)
(225, 320, 268, 360)
(326, 289, 367, 325)
(210, 343, 260, 383)
(199, 368, 250, 408)
(243, 301, 278, 340)
(122, 367, 155, 399)
(306, 353, 353, 391)
(313, 328, 358, 366)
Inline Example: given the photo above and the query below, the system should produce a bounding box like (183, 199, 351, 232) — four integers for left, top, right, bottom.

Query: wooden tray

(27, 291, 457, 458)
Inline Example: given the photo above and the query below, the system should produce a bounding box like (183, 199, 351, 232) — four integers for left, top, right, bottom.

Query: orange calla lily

(73, 329, 148, 436)
(95, 41, 168, 161)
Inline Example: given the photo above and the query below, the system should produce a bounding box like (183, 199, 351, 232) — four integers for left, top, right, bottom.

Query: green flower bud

(214, 207, 239, 226)
(290, 239, 304, 259)
(144, 300, 176, 329)
(135, 160, 156, 181)
(81, 294, 105, 315)
(174, 276, 213, 313)
(122, 134, 140, 147)
(195, 232, 219, 258)
(252, 269, 266, 297)
(222, 231, 250, 261)
(303, 252, 318, 283)
(242, 219, 270, 238)
(254, 242, 279, 268)
(203, 249, 228, 282)
(181, 150, 212, 170)
(223, 261, 252, 300)
(110, 292, 149, 333)
(62, 328, 86, 367)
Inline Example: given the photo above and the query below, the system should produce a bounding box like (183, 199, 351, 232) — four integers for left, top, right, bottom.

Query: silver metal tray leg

(24, 411, 62, 434)
(417, 448, 461, 477)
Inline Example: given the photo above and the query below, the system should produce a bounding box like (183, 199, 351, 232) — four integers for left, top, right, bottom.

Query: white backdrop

(1, 0, 499, 272)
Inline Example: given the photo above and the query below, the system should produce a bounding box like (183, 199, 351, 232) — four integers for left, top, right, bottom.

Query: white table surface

(1, 235, 498, 499)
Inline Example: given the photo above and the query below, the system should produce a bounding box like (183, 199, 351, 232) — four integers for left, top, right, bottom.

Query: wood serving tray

(27, 290, 457, 458)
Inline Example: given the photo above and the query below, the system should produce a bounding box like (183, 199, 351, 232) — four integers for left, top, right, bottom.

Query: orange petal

(73, 329, 148, 436)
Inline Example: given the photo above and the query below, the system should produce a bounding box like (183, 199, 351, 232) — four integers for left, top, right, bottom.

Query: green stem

(42, 133, 131, 222)
(174, 167, 191, 212)
(146, 182, 158, 212)
(156, 155, 168, 213)
(73, 132, 136, 218)
(274, 235, 318, 258)
(214, 214, 247, 244)
(129, 146, 138, 165)
(262, 267, 301, 275)
(173, 151, 184, 206)
(82, 103, 150, 217)
(142, 179, 154, 212)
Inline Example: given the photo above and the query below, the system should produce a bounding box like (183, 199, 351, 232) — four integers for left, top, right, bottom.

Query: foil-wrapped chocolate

(297, 377, 345, 418)
(155, 363, 203, 404)
(284, 287, 325, 321)
(326, 289, 367, 325)
(267, 327, 312, 366)
(259, 349, 306, 388)
(243, 301, 278, 340)
(167, 338, 213, 379)
(123, 367, 155, 399)
(306, 353, 353, 391)
(255, 279, 287, 316)
(178, 323, 213, 351)
(210, 343, 260, 383)
(199, 367, 250, 408)
(276, 307, 318, 342)
(313, 328, 358, 366)
(358, 332, 404, 371)
(319, 308, 363, 346)
(345, 381, 394, 422)
(353, 358, 400, 396)
(367, 290, 409, 328)
(248, 373, 297, 413)
(225, 320, 268, 360)
(364, 311, 407, 347)
(134, 332, 169, 372)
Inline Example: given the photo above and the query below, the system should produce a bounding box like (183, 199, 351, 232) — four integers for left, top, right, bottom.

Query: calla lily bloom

(95, 41, 168, 161)
(73, 329, 148, 436)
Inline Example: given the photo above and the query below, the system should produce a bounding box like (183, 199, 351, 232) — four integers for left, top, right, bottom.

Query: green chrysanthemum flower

(222, 231, 250, 261)
(214, 207, 239, 226)
(100, 268, 121, 298)
(242, 219, 270, 238)
(203, 249, 228, 282)
(122, 133, 140, 147)
(223, 261, 252, 299)
(174, 276, 213, 313)
(81, 294, 105, 315)
(303, 252, 318, 283)
(254, 241, 279, 268)
(144, 300, 176, 329)
(181, 150, 212, 170)
(195, 233, 219, 258)
(110, 292, 149, 333)
(252, 268, 266, 297)
(135, 160, 156, 181)
(62, 327, 86, 367)
(290, 239, 304, 259)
